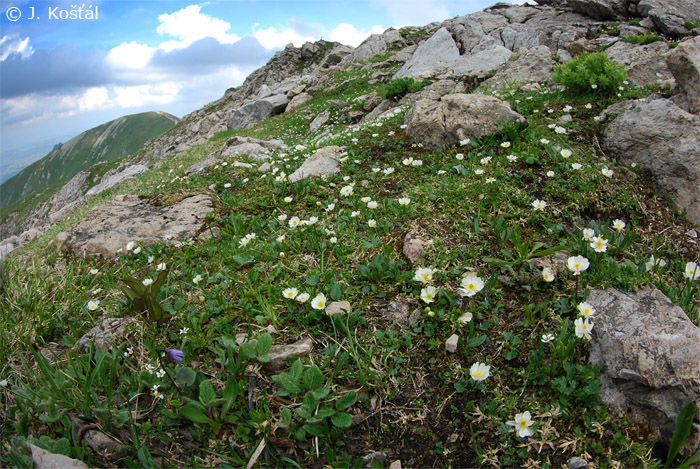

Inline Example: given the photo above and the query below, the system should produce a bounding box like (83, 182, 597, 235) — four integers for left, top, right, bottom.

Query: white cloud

(156, 5, 239, 50)
(107, 41, 155, 69)
(371, 0, 452, 27)
(253, 25, 317, 49)
(0, 34, 33, 61)
(113, 82, 181, 108)
(328, 24, 385, 47)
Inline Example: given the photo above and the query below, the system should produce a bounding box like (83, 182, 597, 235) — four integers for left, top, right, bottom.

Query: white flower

(148, 255, 155, 263)
(506, 154, 518, 163)
(351, 210, 360, 218)
(567, 256, 589, 275)
(278, 214, 288, 222)
(87, 300, 100, 311)
(398, 197, 410, 206)
(367, 219, 377, 227)
(276, 234, 286, 243)
(475, 169, 484, 175)
(126, 241, 135, 251)
(437, 170, 447, 175)
(455, 153, 464, 160)
(156, 369, 165, 378)
(540, 138, 550, 144)
(193, 274, 203, 285)
(500, 142, 511, 148)
(613, 219, 626, 231)
(507, 411, 534, 438)
(124, 347, 133, 357)
(325, 203, 336, 212)
(372, 167, 381, 173)
(282, 287, 299, 299)
(563, 105, 573, 112)
(411, 159, 422, 167)
(295, 292, 310, 303)
(485, 177, 496, 184)
(311, 293, 327, 310)
(601, 167, 614, 177)
(133, 246, 142, 255)
(340, 185, 354, 197)
(89, 268, 99, 275)
(284, 196, 293, 203)
(367, 201, 378, 209)
(582, 228, 595, 240)
(470, 362, 490, 381)
(459, 138, 470, 146)
(546, 170, 555, 177)
(179, 327, 189, 335)
(414, 267, 437, 284)
(645, 255, 666, 272)
(585, 103, 592, 109)
(554, 126, 566, 134)
(578, 302, 595, 319)
(402, 157, 414, 166)
(330, 236, 337, 244)
(306, 216, 318, 225)
(383, 167, 395, 175)
(575, 317, 594, 340)
(480, 156, 492, 165)
(571, 163, 582, 170)
(420, 286, 438, 303)
(560, 149, 572, 158)
(590, 236, 609, 253)
(458, 275, 484, 297)
(289, 216, 301, 228)
(541, 333, 555, 343)
(591, 84, 598, 89)
(685, 262, 700, 280)
(142, 278, 153, 286)
(531, 199, 547, 211)
(224, 182, 232, 188)
(361, 197, 371, 203)
(542, 267, 555, 282)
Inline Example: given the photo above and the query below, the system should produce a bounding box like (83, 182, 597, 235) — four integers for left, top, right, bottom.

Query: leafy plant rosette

(120, 268, 170, 325)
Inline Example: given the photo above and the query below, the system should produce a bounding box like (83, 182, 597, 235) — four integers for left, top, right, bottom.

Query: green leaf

(302, 423, 328, 437)
(199, 380, 217, 406)
(335, 391, 357, 411)
(232, 253, 255, 268)
(175, 367, 197, 387)
(180, 403, 214, 424)
(296, 406, 312, 420)
(331, 412, 353, 428)
(120, 277, 146, 297)
(311, 386, 331, 400)
(289, 359, 303, 379)
(120, 285, 138, 302)
(222, 377, 239, 414)
(467, 335, 488, 348)
(329, 284, 342, 301)
(666, 402, 696, 468)
(303, 365, 324, 390)
(306, 274, 319, 286)
(278, 373, 302, 395)
(240, 342, 257, 359)
(281, 407, 292, 426)
(303, 391, 317, 410)
(151, 267, 169, 297)
(51, 438, 71, 456)
(256, 333, 272, 355)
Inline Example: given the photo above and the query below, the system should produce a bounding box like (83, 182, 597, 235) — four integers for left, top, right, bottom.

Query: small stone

(458, 312, 473, 325)
(72, 318, 134, 353)
(265, 337, 313, 371)
(30, 444, 88, 469)
(236, 333, 248, 345)
(403, 232, 426, 263)
(257, 162, 272, 173)
(445, 334, 459, 353)
(362, 452, 387, 469)
(389, 461, 402, 469)
(325, 301, 352, 316)
(686, 229, 698, 238)
(568, 457, 588, 469)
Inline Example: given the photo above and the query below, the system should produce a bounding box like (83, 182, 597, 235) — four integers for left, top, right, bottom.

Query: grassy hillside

(1, 51, 699, 468)
(0, 111, 178, 208)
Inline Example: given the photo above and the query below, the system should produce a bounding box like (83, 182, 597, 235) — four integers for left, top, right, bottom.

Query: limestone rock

(85, 165, 148, 198)
(325, 301, 352, 316)
(362, 452, 387, 469)
(265, 337, 313, 371)
(220, 142, 270, 161)
(261, 93, 291, 114)
(30, 444, 88, 469)
(288, 146, 344, 182)
(0, 243, 15, 260)
(605, 40, 673, 86)
(405, 94, 527, 149)
(55, 194, 214, 258)
(186, 157, 219, 175)
(458, 312, 474, 325)
(52, 171, 90, 207)
(310, 109, 331, 132)
(71, 417, 129, 461)
(445, 334, 460, 353)
(403, 232, 426, 263)
(227, 100, 273, 130)
(666, 36, 700, 114)
(587, 286, 700, 456)
(380, 299, 422, 326)
(72, 317, 135, 353)
(640, 0, 700, 36)
(286, 92, 312, 112)
(481, 45, 555, 89)
(567, 0, 626, 19)
(602, 98, 700, 226)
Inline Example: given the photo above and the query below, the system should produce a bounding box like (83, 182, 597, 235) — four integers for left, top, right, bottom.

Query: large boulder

(85, 165, 148, 197)
(288, 146, 345, 183)
(404, 94, 527, 149)
(480, 45, 555, 89)
(637, 0, 700, 36)
(602, 98, 700, 226)
(226, 100, 273, 130)
(666, 36, 700, 114)
(587, 286, 700, 457)
(605, 40, 674, 86)
(54, 194, 214, 258)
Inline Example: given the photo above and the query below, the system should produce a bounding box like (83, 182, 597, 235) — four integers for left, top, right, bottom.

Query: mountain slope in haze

(0, 111, 179, 208)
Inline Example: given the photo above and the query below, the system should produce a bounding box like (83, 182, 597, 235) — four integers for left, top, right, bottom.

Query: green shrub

(381, 77, 429, 100)
(621, 33, 663, 45)
(553, 52, 627, 97)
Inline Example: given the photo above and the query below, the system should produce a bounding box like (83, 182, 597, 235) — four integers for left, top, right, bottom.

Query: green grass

(1, 65, 698, 469)
(620, 33, 664, 45)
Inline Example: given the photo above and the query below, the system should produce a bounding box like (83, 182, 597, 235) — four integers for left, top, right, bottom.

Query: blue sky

(0, 0, 522, 177)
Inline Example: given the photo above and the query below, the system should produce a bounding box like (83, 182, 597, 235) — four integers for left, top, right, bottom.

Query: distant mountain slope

(0, 111, 178, 208)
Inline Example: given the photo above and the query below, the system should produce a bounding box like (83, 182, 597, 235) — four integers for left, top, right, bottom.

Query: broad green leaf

(306, 274, 319, 286)
(180, 403, 214, 424)
(329, 284, 342, 301)
(296, 406, 312, 420)
(120, 278, 146, 297)
(51, 438, 71, 456)
(331, 412, 353, 428)
(467, 335, 488, 348)
(303, 391, 317, 410)
(311, 386, 331, 400)
(222, 377, 240, 414)
(199, 380, 217, 406)
(175, 367, 196, 386)
(335, 391, 357, 411)
(281, 407, 292, 426)
(303, 365, 324, 390)
(278, 373, 302, 395)
(151, 268, 169, 297)
(256, 333, 272, 355)
(240, 342, 257, 359)
(303, 423, 328, 437)
(289, 359, 303, 379)
(665, 402, 696, 468)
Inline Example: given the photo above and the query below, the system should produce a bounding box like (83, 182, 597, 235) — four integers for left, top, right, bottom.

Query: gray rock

(30, 444, 88, 469)
(71, 417, 129, 461)
(666, 36, 700, 114)
(309, 109, 331, 132)
(445, 334, 460, 353)
(481, 45, 555, 89)
(186, 157, 219, 175)
(19, 227, 42, 245)
(342, 34, 389, 65)
(288, 146, 344, 183)
(261, 93, 291, 114)
(52, 170, 90, 207)
(407, 79, 466, 101)
(265, 337, 313, 371)
(325, 301, 352, 316)
(403, 232, 426, 263)
(587, 286, 700, 457)
(0, 243, 15, 260)
(567, 457, 588, 469)
(227, 100, 273, 130)
(85, 165, 148, 197)
(380, 299, 422, 326)
(221, 135, 287, 153)
(405, 94, 527, 149)
(55, 194, 214, 258)
(72, 317, 135, 353)
(605, 40, 673, 86)
(362, 452, 387, 469)
(220, 142, 270, 161)
(637, 0, 700, 36)
(602, 98, 700, 226)
(389, 461, 402, 469)
(567, 0, 625, 19)
(286, 92, 312, 112)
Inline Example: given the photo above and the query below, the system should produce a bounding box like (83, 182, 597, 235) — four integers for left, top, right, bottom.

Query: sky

(0, 0, 526, 179)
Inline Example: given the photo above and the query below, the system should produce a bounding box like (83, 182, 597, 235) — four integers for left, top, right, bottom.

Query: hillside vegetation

(0, 111, 178, 209)
(1, 7, 700, 469)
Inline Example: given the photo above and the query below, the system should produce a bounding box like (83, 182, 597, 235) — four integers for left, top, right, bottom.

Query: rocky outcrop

(288, 146, 345, 182)
(72, 317, 135, 353)
(602, 98, 700, 226)
(85, 165, 148, 197)
(605, 40, 674, 86)
(587, 286, 700, 457)
(54, 194, 214, 258)
(666, 36, 700, 114)
(405, 94, 527, 149)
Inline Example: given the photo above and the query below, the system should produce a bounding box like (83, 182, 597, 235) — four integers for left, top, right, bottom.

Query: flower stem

(157, 351, 184, 397)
